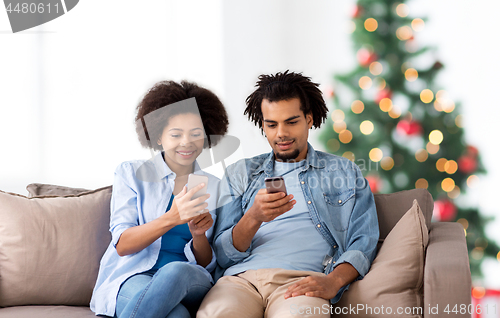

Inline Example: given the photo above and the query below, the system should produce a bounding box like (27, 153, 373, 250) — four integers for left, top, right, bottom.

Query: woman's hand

(162, 184, 210, 226)
(188, 212, 213, 237)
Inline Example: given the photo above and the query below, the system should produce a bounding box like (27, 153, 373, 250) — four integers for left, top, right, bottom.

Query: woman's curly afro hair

(244, 70, 328, 132)
(135, 80, 229, 151)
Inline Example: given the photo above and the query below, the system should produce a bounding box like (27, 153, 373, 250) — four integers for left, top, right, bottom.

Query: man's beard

(275, 149, 300, 162)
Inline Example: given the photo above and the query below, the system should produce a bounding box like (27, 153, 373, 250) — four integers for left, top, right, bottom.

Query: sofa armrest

(424, 222, 471, 317)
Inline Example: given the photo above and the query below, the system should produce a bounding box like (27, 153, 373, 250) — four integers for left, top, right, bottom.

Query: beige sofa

(0, 185, 471, 318)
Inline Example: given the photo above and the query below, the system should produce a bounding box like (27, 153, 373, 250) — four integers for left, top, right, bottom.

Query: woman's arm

(116, 184, 210, 257)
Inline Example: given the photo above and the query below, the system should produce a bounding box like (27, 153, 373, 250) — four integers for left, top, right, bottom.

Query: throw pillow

(334, 199, 429, 318)
(0, 186, 112, 307)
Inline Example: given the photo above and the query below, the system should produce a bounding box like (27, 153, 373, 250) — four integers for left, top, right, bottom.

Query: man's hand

(246, 189, 295, 223)
(284, 275, 339, 300)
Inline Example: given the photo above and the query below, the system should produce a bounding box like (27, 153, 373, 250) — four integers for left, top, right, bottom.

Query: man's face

(261, 97, 313, 162)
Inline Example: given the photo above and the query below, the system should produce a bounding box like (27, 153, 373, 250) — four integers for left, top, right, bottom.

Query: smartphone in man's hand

(264, 177, 287, 195)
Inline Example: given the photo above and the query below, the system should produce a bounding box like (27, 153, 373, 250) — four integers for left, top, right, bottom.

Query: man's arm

(232, 189, 295, 252)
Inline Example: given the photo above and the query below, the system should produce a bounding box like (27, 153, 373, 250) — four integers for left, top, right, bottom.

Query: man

(198, 71, 379, 318)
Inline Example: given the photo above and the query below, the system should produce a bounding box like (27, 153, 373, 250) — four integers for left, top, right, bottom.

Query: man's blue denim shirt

(213, 143, 379, 304)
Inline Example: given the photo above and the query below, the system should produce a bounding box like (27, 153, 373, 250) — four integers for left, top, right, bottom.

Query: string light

(369, 148, 383, 162)
(472, 287, 486, 299)
(420, 89, 434, 103)
(395, 3, 409, 17)
(455, 114, 464, 127)
(351, 100, 364, 114)
(415, 178, 428, 189)
(457, 218, 469, 230)
(339, 130, 353, 143)
(436, 158, 447, 172)
(441, 177, 455, 192)
(448, 185, 460, 199)
(497, 251, 500, 262)
(379, 98, 393, 112)
(471, 247, 484, 260)
(376, 78, 387, 90)
(415, 149, 428, 162)
(388, 105, 401, 119)
(364, 18, 378, 32)
(331, 109, 345, 122)
(326, 139, 340, 152)
(444, 160, 458, 174)
(426, 142, 439, 154)
(360, 120, 374, 135)
(359, 76, 373, 89)
(333, 121, 347, 133)
(411, 18, 425, 31)
(467, 175, 479, 188)
(405, 68, 418, 81)
(429, 130, 443, 145)
(342, 151, 355, 161)
(369, 62, 383, 75)
(396, 26, 413, 41)
(381, 157, 394, 170)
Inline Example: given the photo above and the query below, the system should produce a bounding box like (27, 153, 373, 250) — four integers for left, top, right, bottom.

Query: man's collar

(253, 142, 325, 177)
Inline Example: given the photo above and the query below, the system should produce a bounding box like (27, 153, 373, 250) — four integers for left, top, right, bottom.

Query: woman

(90, 81, 229, 318)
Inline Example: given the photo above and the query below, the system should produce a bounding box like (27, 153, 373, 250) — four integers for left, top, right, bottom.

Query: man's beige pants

(197, 268, 330, 318)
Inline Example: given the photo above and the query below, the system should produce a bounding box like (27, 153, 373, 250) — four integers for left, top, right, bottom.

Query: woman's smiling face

(157, 112, 205, 173)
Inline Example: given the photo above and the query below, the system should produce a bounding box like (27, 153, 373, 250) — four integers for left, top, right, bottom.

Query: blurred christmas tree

(320, 0, 499, 278)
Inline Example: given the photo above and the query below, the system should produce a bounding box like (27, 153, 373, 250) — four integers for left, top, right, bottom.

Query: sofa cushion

(26, 183, 91, 198)
(374, 188, 433, 241)
(334, 199, 429, 318)
(0, 186, 112, 307)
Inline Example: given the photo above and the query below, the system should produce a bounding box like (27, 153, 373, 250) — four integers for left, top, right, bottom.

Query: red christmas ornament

(433, 199, 457, 222)
(458, 155, 477, 174)
(357, 48, 377, 67)
(365, 175, 381, 194)
(375, 89, 392, 104)
(396, 119, 423, 136)
(466, 145, 479, 157)
(352, 5, 364, 18)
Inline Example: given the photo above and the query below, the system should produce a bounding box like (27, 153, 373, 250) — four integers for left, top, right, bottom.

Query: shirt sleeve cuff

(332, 249, 370, 278)
(111, 225, 131, 248)
(220, 225, 251, 262)
(184, 239, 217, 273)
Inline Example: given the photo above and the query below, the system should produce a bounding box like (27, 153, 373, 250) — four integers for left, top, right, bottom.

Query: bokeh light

(405, 68, 418, 81)
(359, 76, 373, 89)
(441, 177, 456, 192)
(436, 158, 447, 172)
(388, 105, 402, 119)
(364, 18, 378, 32)
(396, 26, 413, 41)
(444, 160, 458, 174)
(471, 247, 484, 260)
(420, 89, 434, 103)
(342, 151, 355, 161)
(411, 18, 425, 31)
(455, 114, 464, 127)
(369, 61, 383, 76)
(426, 142, 439, 155)
(331, 109, 345, 122)
(415, 149, 428, 162)
(396, 3, 409, 17)
(369, 148, 383, 162)
(339, 130, 353, 143)
(467, 175, 479, 188)
(415, 178, 428, 189)
(448, 185, 460, 199)
(379, 98, 393, 112)
(429, 130, 443, 145)
(360, 120, 374, 135)
(457, 218, 469, 230)
(351, 100, 365, 114)
(380, 157, 394, 170)
(377, 78, 387, 90)
(472, 286, 486, 299)
(333, 121, 347, 133)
